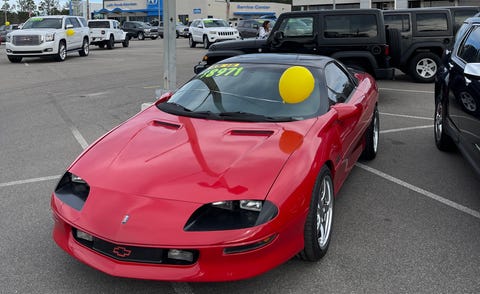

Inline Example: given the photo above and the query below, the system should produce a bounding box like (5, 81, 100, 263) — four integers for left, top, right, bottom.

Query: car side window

(324, 14, 378, 38)
(278, 17, 313, 37)
(324, 62, 355, 104)
(457, 26, 480, 63)
(384, 14, 411, 32)
(67, 17, 81, 28)
(416, 13, 448, 32)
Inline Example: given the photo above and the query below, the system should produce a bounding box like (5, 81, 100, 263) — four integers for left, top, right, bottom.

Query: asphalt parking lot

(1, 39, 479, 294)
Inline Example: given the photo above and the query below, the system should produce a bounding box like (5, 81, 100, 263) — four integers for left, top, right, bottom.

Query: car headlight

(45, 33, 55, 42)
(6, 34, 11, 43)
(184, 200, 278, 231)
(208, 31, 217, 35)
(54, 172, 90, 211)
(145, 29, 151, 32)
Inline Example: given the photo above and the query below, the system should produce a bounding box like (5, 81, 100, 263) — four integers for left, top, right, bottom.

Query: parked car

(237, 19, 275, 39)
(5, 16, 90, 63)
(121, 21, 158, 40)
(195, 9, 397, 80)
(189, 18, 240, 49)
(0, 23, 20, 42)
(51, 53, 379, 281)
(158, 21, 189, 38)
(88, 19, 129, 49)
(434, 16, 480, 177)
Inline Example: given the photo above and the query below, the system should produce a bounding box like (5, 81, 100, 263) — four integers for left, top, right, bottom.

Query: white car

(5, 15, 90, 63)
(88, 19, 129, 49)
(189, 18, 240, 49)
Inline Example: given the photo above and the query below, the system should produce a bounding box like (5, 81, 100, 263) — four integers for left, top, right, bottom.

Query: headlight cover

(184, 200, 278, 231)
(54, 172, 90, 211)
(45, 33, 55, 42)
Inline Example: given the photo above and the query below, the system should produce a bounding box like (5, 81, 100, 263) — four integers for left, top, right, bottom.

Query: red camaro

(51, 53, 379, 281)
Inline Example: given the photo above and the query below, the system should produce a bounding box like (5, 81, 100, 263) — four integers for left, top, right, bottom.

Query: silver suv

(5, 15, 90, 63)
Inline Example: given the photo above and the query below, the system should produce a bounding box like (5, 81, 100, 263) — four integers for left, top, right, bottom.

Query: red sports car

(51, 53, 379, 281)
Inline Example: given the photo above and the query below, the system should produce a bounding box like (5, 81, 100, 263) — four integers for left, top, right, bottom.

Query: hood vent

(229, 130, 274, 137)
(152, 120, 181, 130)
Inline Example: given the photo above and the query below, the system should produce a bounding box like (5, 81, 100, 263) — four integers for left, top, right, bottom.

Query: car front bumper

(6, 41, 58, 57)
(51, 194, 304, 282)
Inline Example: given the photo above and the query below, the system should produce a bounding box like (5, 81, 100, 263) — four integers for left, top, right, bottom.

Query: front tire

(79, 38, 89, 56)
(409, 52, 441, 83)
(189, 35, 196, 48)
(8, 56, 22, 63)
(137, 32, 145, 40)
(361, 105, 379, 160)
(55, 41, 67, 62)
(298, 165, 334, 261)
(203, 35, 211, 49)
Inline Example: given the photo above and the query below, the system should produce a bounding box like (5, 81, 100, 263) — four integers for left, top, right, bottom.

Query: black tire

(298, 165, 334, 262)
(99, 43, 105, 49)
(8, 56, 22, 63)
(386, 28, 401, 66)
(122, 37, 129, 48)
(138, 32, 145, 40)
(106, 35, 114, 49)
(176, 31, 179, 38)
(151, 36, 158, 40)
(409, 52, 441, 83)
(189, 35, 196, 48)
(55, 41, 67, 62)
(203, 35, 211, 49)
(434, 91, 455, 151)
(79, 38, 89, 56)
(361, 105, 379, 160)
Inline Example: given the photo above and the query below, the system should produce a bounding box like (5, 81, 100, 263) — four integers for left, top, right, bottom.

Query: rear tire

(386, 28, 401, 66)
(298, 165, 334, 262)
(409, 52, 441, 83)
(106, 35, 114, 49)
(434, 90, 455, 151)
(122, 37, 129, 47)
(79, 38, 89, 56)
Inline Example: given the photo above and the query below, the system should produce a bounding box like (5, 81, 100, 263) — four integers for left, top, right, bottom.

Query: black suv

(121, 21, 159, 40)
(383, 8, 454, 83)
(195, 9, 397, 80)
(434, 16, 480, 177)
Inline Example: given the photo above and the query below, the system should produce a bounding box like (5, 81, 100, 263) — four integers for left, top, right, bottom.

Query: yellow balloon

(66, 29, 75, 36)
(278, 66, 315, 104)
(5, 21, 10, 26)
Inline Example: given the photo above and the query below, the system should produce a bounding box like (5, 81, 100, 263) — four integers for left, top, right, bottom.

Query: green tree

(16, 0, 35, 13)
(38, 0, 60, 15)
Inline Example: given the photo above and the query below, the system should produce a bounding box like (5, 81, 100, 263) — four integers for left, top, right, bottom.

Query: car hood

(209, 38, 267, 51)
(10, 28, 58, 35)
(69, 106, 315, 204)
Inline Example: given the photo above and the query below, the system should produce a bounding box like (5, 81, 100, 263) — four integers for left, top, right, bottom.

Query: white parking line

(380, 112, 433, 121)
(70, 126, 89, 149)
(379, 87, 434, 94)
(381, 125, 432, 134)
(0, 175, 61, 188)
(356, 163, 480, 220)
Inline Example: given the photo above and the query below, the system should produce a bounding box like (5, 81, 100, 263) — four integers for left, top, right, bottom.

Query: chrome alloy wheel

(316, 174, 333, 249)
(434, 101, 443, 141)
(416, 57, 437, 79)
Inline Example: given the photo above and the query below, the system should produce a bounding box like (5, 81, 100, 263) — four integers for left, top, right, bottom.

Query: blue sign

(193, 8, 201, 14)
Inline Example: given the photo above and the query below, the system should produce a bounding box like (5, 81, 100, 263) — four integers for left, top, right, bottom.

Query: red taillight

(101, 30, 105, 35)
(384, 44, 390, 56)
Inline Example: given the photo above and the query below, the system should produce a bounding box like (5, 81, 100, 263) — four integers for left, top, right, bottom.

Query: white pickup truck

(88, 19, 129, 49)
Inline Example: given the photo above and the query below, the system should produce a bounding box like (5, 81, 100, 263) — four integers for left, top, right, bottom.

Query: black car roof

(221, 53, 333, 69)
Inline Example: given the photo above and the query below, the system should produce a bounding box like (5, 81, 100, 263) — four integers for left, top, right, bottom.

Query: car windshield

(88, 21, 110, 28)
(203, 19, 229, 28)
(22, 17, 62, 29)
(157, 63, 325, 122)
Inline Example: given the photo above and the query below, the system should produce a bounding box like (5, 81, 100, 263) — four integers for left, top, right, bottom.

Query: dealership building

(93, 1, 291, 24)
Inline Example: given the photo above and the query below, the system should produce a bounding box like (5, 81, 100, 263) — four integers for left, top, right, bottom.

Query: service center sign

(104, 0, 147, 9)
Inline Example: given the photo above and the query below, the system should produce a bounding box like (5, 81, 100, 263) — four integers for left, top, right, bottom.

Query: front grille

(218, 31, 234, 36)
(72, 228, 199, 265)
(149, 28, 158, 33)
(13, 35, 42, 46)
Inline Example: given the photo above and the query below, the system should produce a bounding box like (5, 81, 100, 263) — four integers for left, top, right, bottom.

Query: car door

(192, 20, 203, 42)
(113, 21, 123, 40)
(270, 15, 317, 54)
(448, 24, 480, 163)
(65, 17, 82, 48)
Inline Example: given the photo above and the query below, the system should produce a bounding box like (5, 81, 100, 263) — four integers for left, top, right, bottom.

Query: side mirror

(331, 103, 362, 121)
(66, 24, 73, 29)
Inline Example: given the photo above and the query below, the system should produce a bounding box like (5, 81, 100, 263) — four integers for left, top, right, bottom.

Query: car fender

(400, 42, 447, 65)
